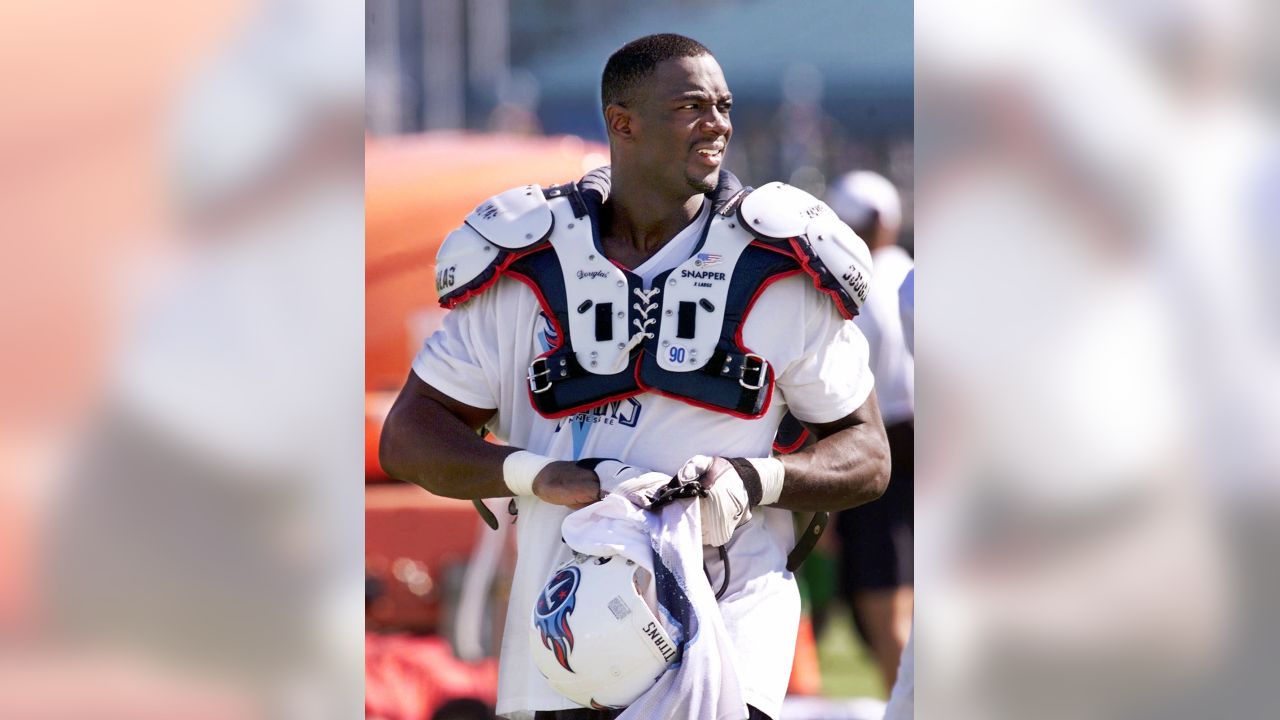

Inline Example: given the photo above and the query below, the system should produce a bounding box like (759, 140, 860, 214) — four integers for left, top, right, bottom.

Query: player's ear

(604, 102, 635, 143)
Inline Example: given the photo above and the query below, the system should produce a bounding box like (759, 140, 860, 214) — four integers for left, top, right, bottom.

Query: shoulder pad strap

(464, 184, 554, 249)
(435, 224, 507, 309)
(739, 181, 874, 318)
(736, 181, 829, 241)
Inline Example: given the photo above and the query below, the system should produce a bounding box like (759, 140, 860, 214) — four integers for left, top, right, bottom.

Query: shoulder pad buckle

(465, 184, 554, 249)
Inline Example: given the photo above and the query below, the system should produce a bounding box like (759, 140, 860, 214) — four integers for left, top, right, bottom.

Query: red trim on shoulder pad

(638, 379, 775, 420)
(633, 352, 775, 420)
(439, 244, 548, 310)
(749, 239, 799, 257)
(628, 263, 800, 421)
(734, 268, 803, 348)
(786, 238, 855, 321)
(773, 427, 810, 455)
(507, 270, 647, 420)
(504, 267, 564, 354)
(531, 387, 647, 420)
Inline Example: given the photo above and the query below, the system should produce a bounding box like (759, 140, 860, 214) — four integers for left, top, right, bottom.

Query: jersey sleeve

(775, 290, 875, 424)
(411, 296, 501, 410)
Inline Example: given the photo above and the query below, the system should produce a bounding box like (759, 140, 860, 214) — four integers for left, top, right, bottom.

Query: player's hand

(597, 461, 675, 509)
(676, 455, 752, 547)
(532, 461, 603, 509)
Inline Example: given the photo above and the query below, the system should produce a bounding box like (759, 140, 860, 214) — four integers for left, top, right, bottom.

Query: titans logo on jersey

(534, 566, 581, 672)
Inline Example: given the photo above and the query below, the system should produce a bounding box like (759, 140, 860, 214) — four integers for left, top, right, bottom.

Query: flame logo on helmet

(534, 566, 581, 672)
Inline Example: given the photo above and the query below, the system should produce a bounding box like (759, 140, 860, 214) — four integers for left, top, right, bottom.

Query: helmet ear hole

(632, 565, 651, 596)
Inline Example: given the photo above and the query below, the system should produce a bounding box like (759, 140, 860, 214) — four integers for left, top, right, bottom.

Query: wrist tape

(727, 457, 785, 507)
(503, 451, 555, 497)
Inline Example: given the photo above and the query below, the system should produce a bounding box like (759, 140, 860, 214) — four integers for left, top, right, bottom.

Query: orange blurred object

(365, 633, 499, 720)
(365, 132, 609, 395)
(365, 484, 487, 631)
(365, 391, 395, 482)
(787, 612, 824, 696)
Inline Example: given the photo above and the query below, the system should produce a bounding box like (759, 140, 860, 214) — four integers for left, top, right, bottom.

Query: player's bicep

(410, 373, 495, 431)
(777, 296, 875, 424)
(412, 294, 503, 411)
(800, 388, 883, 441)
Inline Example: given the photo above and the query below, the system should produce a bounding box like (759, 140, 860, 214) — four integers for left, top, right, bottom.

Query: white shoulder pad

(464, 184, 554, 249)
(739, 181, 874, 315)
(435, 223, 501, 307)
(804, 211, 875, 314)
(737, 181, 830, 241)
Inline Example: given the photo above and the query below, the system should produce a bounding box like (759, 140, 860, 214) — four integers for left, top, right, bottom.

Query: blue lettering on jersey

(553, 398, 644, 458)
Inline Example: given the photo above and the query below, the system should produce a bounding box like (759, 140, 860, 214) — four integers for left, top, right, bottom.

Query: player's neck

(603, 171, 704, 257)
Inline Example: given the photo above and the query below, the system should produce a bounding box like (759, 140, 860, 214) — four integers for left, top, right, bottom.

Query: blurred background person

(824, 170, 915, 693)
(883, 266, 915, 720)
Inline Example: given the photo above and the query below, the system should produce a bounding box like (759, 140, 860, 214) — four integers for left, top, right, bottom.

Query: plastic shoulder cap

(435, 224, 505, 309)
(464, 184, 554, 249)
(736, 181, 829, 241)
(739, 181, 874, 318)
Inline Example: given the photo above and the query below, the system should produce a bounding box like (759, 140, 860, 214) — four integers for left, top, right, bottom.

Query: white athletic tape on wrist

(746, 457, 785, 505)
(503, 450, 555, 497)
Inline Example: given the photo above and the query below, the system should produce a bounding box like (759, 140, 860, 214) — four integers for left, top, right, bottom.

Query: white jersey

(854, 244, 915, 426)
(413, 206, 874, 720)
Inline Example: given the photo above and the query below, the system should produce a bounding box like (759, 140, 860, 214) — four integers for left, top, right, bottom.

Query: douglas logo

(841, 266, 869, 302)
(577, 270, 609, 280)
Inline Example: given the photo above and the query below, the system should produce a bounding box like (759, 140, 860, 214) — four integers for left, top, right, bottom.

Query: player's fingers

(563, 482, 604, 509)
(677, 454, 714, 482)
(568, 490, 604, 510)
(696, 456, 733, 489)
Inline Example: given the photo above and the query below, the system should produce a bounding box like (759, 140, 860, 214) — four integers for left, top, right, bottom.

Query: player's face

(631, 55, 733, 195)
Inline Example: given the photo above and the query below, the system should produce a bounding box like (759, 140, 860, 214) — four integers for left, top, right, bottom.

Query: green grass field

(815, 602, 885, 700)
(800, 543, 885, 700)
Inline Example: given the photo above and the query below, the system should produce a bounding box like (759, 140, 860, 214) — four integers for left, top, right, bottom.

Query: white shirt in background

(854, 244, 915, 426)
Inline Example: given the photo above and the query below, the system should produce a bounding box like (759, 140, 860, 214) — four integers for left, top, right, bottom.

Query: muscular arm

(772, 390, 891, 512)
(378, 372, 600, 507)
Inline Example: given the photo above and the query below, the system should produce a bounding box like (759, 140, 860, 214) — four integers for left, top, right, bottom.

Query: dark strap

(574, 458, 608, 471)
(786, 511, 830, 572)
(472, 499, 499, 530)
(725, 457, 763, 508)
(704, 348, 755, 380)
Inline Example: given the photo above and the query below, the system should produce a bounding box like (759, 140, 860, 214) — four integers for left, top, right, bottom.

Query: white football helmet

(529, 552, 679, 710)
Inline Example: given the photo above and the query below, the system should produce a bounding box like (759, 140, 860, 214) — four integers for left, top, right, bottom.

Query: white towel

(561, 493, 748, 720)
